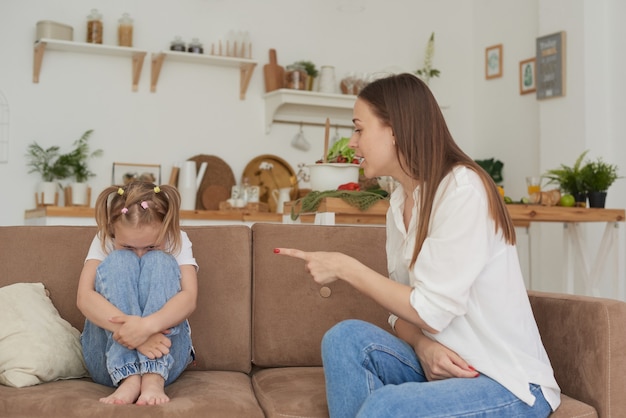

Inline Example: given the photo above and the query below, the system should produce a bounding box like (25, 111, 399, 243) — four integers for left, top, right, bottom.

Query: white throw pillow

(0, 282, 88, 388)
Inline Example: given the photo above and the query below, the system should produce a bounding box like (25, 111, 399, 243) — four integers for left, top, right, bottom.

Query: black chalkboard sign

(536, 31, 566, 100)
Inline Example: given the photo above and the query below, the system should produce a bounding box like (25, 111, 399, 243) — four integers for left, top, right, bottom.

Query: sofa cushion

(0, 282, 88, 388)
(252, 367, 328, 418)
(251, 224, 390, 367)
(0, 371, 264, 418)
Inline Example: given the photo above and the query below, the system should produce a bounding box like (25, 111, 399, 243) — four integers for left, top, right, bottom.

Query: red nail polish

(468, 365, 475, 370)
(273, 248, 280, 254)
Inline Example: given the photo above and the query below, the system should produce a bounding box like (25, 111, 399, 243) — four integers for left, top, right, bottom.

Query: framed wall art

(519, 58, 536, 95)
(112, 162, 161, 185)
(485, 44, 503, 79)
(536, 31, 566, 99)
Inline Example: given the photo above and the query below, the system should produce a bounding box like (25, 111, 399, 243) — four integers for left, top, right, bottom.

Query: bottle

(187, 37, 204, 54)
(117, 13, 133, 47)
(285, 64, 307, 90)
(318, 66, 337, 93)
(170, 36, 186, 52)
(86, 9, 103, 44)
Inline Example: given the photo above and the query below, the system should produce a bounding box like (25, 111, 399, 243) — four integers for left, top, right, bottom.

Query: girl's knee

(322, 319, 375, 356)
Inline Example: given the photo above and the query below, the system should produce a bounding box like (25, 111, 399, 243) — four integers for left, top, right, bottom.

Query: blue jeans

(322, 320, 552, 418)
(81, 250, 193, 387)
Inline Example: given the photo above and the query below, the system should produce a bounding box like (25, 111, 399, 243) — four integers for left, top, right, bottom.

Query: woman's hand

(274, 248, 355, 285)
(413, 334, 479, 381)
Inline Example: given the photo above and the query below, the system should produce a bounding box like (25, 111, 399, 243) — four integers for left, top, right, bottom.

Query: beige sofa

(0, 224, 624, 417)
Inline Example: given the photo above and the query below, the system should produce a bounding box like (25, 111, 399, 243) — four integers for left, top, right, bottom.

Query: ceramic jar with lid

(117, 13, 133, 47)
(285, 64, 307, 90)
(86, 9, 103, 44)
(170, 36, 186, 52)
(187, 38, 204, 54)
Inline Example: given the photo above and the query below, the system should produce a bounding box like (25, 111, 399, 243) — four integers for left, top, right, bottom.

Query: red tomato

(338, 182, 360, 191)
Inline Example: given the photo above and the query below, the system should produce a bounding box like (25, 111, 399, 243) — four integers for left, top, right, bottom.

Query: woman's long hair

(358, 73, 515, 267)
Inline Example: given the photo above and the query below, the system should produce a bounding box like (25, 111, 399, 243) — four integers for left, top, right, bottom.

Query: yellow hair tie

(117, 188, 124, 196)
(154, 186, 161, 193)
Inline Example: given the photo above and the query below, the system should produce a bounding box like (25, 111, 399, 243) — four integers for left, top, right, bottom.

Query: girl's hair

(94, 182, 182, 255)
(358, 73, 515, 267)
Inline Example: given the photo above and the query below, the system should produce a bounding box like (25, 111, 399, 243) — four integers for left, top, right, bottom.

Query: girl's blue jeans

(322, 319, 552, 418)
(81, 250, 193, 387)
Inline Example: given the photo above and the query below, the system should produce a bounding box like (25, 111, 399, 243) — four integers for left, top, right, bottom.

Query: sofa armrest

(528, 290, 626, 417)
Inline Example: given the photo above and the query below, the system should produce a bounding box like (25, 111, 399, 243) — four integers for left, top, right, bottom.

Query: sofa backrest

(0, 225, 253, 374)
(251, 223, 390, 367)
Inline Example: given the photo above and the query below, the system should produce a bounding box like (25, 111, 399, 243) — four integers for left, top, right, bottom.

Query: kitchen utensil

(242, 154, 298, 213)
(272, 187, 292, 214)
(291, 123, 310, 151)
(187, 154, 236, 210)
(179, 160, 207, 210)
(307, 163, 359, 191)
(263, 48, 284, 92)
(323, 117, 330, 163)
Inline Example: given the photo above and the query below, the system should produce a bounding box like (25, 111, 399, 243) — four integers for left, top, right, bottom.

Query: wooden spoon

(323, 117, 330, 163)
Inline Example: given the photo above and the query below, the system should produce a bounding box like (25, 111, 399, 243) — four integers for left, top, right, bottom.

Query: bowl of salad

(308, 137, 360, 191)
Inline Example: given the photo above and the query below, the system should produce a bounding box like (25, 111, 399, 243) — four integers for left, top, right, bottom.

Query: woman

(275, 73, 560, 417)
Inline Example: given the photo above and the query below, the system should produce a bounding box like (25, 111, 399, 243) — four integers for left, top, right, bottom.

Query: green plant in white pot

(25, 143, 72, 205)
(580, 157, 620, 208)
(58, 129, 102, 206)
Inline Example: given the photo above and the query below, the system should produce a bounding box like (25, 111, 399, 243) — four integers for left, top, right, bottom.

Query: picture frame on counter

(112, 162, 161, 186)
(519, 58, 536, 95)
(485, 44, 503, 79)
(536, 31, 566, 100)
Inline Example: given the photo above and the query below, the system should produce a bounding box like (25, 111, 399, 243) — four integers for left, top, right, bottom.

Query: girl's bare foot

(136, 373, 169, 405)
(99, 375, 141, 405)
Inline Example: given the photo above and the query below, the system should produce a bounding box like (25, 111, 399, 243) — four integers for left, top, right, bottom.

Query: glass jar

(86, 9, 103, 44)
(117, 13, 133, 47)
(170, 36, 186, 52)
(187, 37, 204, 54)
(285, 64, 307, 90)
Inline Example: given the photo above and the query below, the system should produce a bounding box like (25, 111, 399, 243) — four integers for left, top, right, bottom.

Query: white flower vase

(39, 181, 58, 206)
(70, 182, 89, 206)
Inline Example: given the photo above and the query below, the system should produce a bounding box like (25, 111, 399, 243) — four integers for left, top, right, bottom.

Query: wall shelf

(150, 50, 257, 99)
(264, 89, 356, 133)
(33, 38, 147, 92)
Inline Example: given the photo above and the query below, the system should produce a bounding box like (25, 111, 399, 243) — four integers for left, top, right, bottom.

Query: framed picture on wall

(485, 44, 503, 79)
(519, 58, 536, 95)
(112, 162, 161, 185)
(536, 31, 566, 99)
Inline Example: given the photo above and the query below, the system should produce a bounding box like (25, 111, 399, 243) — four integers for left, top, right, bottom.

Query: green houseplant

(26, 143, 73, 205)
(543, 150, 589, 206)
(59, 129, 102, 206)
(580, 157, 620, 208)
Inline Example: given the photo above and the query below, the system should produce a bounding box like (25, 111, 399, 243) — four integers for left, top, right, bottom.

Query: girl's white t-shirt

(85, 230, 198, 269)
(386, 166, 560, 410)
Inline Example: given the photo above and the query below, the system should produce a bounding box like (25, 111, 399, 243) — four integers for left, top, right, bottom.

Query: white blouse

(386, 165, 560, 410)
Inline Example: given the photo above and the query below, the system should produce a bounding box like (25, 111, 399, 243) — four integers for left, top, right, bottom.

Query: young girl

(276, 73, 560, 417)
(77, 181, 198, 405)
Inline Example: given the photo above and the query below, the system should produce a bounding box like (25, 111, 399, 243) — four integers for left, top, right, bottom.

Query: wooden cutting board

(263, 48, 284, 92)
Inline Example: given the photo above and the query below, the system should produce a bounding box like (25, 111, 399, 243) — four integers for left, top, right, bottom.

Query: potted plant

(543, 150, 589, 206)
(25, 143, 72, 205)
(295, 60, 318, 91)
(580, 157, 620, 208)
(59, 129, 102, 206)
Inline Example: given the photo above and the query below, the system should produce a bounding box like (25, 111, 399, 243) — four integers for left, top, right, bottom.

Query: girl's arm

(76, 259, 125, 332)
(110, 264, 197, 349)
